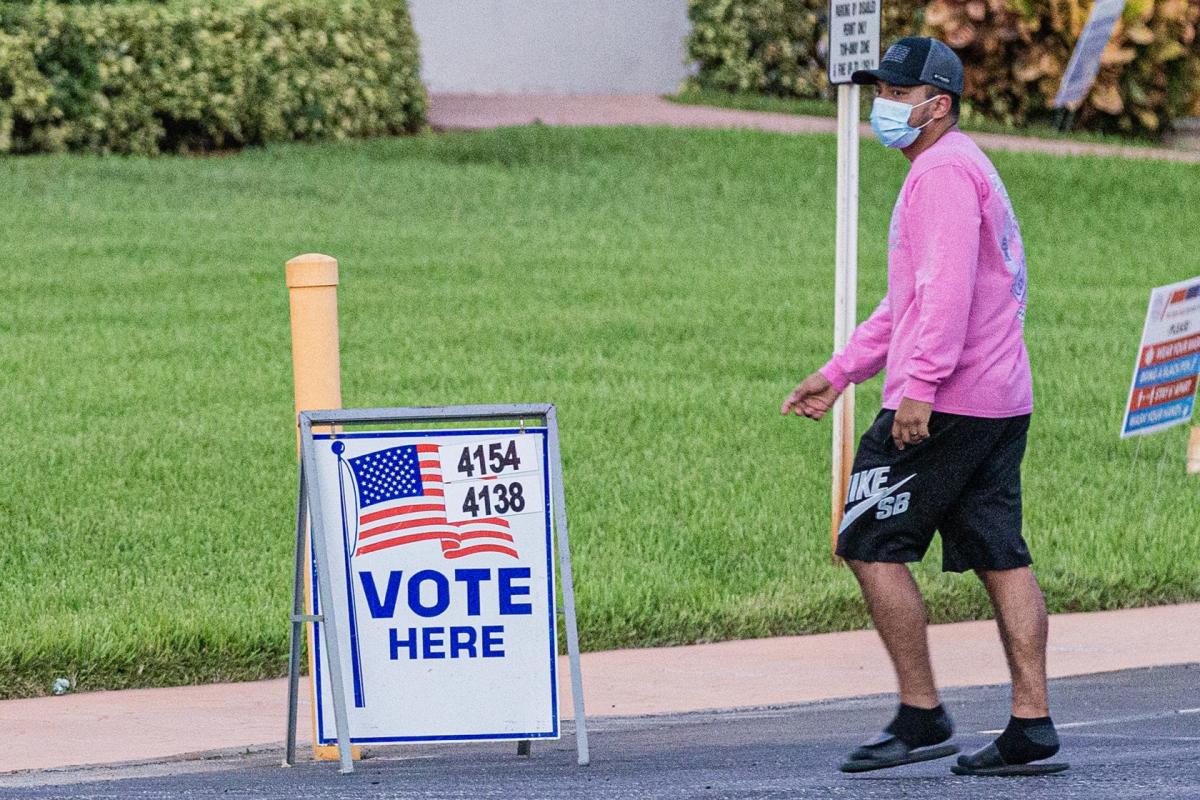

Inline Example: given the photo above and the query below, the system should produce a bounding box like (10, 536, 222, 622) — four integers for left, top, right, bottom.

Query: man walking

(782, 37, 1067, 776)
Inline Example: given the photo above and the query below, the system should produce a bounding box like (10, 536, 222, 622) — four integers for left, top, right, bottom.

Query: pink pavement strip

(8, 603, 1199, 773)
(427, 93, 1200, 164)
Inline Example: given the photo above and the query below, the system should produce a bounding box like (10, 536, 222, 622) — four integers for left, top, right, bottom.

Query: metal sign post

(285, 403, 589, 774)
(826, 0, 879, 557)
(1188, 427, 1200, 474)
(831, 84, 860, 560)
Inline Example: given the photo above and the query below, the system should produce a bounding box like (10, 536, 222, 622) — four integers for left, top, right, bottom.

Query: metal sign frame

(284, 403, 590, 774)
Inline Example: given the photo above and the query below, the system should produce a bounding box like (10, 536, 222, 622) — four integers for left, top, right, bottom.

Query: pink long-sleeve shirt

(820, 130, 1033, 418)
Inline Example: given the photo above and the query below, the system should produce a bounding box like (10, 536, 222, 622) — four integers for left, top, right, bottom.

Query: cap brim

(850, 67, 923, 87)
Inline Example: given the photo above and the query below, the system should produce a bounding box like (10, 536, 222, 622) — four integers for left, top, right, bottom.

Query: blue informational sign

(1121, 278, 1200, 438)
(1054, 0, 1127, 109)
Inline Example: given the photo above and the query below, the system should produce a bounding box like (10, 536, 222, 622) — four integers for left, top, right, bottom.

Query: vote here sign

(1122, 277, 1200, 437)
(307, 428, 558, 744)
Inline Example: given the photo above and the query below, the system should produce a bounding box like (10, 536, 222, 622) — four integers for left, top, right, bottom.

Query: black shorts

(835, 409, 1033, 573)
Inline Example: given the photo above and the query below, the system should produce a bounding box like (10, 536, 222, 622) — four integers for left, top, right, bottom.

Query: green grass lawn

(670, 88, 1165, 148)
(2, 126, 1198, 698)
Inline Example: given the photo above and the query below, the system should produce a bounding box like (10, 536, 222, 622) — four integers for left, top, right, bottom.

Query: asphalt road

(8, 664, 1199, 799)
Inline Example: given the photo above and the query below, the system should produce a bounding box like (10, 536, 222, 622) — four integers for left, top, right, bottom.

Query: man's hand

(781, 372, 841, 420)
(892, 397, 933, 450)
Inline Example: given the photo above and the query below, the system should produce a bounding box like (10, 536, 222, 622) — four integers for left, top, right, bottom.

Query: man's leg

(839, 559, 956, 772)
(848, 560, 939, 708)
(953, 565, 1063, 775)
(976, 566, 1048, 717)
(835, 409, 962, 771)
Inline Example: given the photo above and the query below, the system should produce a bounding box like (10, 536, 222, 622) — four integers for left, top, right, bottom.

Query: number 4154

(457, 441, 521, 477)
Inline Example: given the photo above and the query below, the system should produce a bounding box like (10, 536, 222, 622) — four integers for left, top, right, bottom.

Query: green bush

(686, 0, 1200, 136)
(0, 0, 426, 155)
(926, 0, 1200, 136)
(686, 0, 924, 100)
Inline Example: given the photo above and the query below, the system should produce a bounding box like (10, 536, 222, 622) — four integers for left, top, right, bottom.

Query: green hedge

(686, 0, 1200, 136)
(0, 0, 426, 155)
(925, 0, 1200, 136)
(686, 0, 924, 100)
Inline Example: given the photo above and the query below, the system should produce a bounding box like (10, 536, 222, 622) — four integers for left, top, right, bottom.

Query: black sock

(885, 703, 953, 748)
(994, 716, 1060, 764)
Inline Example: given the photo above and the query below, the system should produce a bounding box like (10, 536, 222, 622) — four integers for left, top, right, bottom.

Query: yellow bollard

(285, 253, 361, 762)
(1188, 426, 1200, 475)
(287, 253, 343, 443)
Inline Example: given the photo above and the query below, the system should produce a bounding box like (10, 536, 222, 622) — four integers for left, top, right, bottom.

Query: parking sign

(828, 0, 880, 84)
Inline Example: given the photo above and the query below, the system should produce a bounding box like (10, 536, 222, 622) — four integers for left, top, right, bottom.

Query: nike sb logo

(846, 467, 891, 503)
(839, 467, 916, 534)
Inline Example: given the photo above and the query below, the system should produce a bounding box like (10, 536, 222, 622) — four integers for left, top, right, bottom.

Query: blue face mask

(870, 95, 937, 149)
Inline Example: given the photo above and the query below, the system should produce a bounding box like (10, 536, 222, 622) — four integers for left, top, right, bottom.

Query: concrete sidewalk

(427, 93, 1200, 164)
(9, 603, 1198, 774)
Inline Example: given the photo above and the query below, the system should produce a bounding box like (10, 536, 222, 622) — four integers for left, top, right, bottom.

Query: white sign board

(1054, 0, 1127, 109)
(1121, 277, 1200, 437)
(828, 0, 880, 85)
(308, 428, 559, 743)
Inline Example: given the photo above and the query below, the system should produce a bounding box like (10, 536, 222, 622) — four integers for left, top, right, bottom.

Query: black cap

(851, 37, 964, 95)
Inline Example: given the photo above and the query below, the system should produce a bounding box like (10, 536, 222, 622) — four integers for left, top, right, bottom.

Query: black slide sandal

(951, 742, 1070, 776)
(840, 733, 960, 773)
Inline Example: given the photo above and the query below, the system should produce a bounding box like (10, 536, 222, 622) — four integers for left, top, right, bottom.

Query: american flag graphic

(346, 444, 518, 559)
(1162, 283, 1200, 319)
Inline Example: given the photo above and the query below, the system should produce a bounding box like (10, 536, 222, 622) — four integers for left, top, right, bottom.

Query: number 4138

(461, 482, 526, 517)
